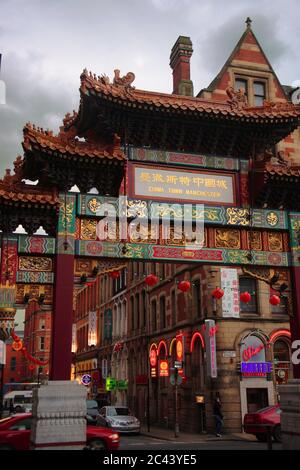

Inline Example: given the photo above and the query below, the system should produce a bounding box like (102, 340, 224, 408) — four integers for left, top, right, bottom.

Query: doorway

(246, 388, 269, 413)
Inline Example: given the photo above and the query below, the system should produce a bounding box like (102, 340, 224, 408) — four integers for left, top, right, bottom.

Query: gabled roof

(198, 19, 287, 101)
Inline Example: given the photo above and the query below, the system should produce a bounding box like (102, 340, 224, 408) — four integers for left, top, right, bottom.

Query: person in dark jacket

(213, 395, 223, 437)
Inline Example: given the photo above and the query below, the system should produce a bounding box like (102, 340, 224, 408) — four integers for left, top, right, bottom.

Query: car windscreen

(107, 407, 131, 416)
(87, 400, 98, 409)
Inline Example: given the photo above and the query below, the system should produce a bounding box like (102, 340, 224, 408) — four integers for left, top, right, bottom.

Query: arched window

(151, 299, 157, 332)
(273, 339, 291, 384)
(135, 294, 140, 329)
(142, 290, 147, 328)
(191, 336, 205, 392)
(130, 296, 135, 332)
(160, 296, 166, 329)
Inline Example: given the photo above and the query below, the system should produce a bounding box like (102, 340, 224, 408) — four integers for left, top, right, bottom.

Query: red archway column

(50, 194, 76, 381)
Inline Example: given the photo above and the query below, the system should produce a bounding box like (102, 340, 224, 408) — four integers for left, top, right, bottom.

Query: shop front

(239, 333, 275, 419)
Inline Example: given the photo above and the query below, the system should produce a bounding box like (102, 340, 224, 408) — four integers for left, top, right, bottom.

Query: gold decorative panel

(80, 219, 97, 240)
(215, 229, 240, 249)
(227, 207, 249, 226)
(19, 256, 53, 272)
(247, 231, 262, 251)
(268, 232, 283, 252)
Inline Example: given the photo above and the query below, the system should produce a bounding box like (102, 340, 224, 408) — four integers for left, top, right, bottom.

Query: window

(160, 296, 166, 329)
(142, 290, 147, 327)
(239, 277, 258, 313)
(39, 319, 45, 330)
(270, 289, 289, 315)
(235, 78, 248, 97)
(135, 294, 140, 329)
(274, 340, 291, 384)
(254, 81, 266, 106)
(9, 418, 32, 431)
(192, 279, 201, 318)
(40, 337, 45, 351)
(151, 300, 157, 332)
(171, 290, 177, 326)
(10, 357, 16, 371)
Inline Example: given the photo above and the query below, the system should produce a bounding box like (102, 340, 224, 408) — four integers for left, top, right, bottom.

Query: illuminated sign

(204, 319, 217, 378)
(106, 377, 116, 391)
(159, 360, 169, 377)
(129, 164, 235, 205)
(241, 362, 272, 376)
(242, 344, 265, 362)
(81, 374, 92, 386)
(240, 335, 266, 364)
(176, 334, 185, 362)
(150, 349, 157, 367)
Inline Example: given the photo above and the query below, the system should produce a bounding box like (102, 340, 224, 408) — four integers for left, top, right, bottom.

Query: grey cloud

(0, 51, 76, 175)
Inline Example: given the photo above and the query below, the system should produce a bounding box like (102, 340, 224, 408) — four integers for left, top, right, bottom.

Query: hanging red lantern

(178, 280, 191, 292)
(270, 294, 281, 306)
(145, 274, 159, 286)
(28, 364, 35, 371)
(109, 270, 120, 279)
(212, 287, 224, 299)
(240, 291, 251, 303)
(12, 340, 23, 351)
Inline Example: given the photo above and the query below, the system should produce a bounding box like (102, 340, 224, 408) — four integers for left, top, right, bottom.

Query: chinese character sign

(205, 319, 217, 378)
(131, 164, 235, 205)
(221, 268, 240, 318)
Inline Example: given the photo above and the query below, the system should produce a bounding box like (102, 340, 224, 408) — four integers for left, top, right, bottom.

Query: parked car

(0, 413, 120, 450)
(97, 406, 140, 434)
(243, 404, 282, 442)
(86, 399, 100, 425)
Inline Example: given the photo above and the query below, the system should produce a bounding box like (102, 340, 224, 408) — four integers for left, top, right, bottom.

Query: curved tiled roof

(79, 69, 300, 123)
(264, 162, 300, 177)
(23, 122, 126, 161)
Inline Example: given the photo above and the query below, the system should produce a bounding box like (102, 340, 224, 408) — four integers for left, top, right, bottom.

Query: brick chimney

(170, 36, 193, 96)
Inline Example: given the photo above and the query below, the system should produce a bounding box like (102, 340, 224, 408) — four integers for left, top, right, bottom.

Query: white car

(97, 406, 140, 434)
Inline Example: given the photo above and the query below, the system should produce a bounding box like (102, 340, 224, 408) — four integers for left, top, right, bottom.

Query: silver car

(97, 406, 140, 434)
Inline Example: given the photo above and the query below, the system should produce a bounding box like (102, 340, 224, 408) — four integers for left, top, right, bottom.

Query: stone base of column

(30, 380, 87, 450)
(278, 379, 300, 450)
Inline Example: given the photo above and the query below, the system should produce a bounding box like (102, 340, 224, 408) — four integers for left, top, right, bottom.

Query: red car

(243, 405, 281, 442)
(0, 413, 120, 450)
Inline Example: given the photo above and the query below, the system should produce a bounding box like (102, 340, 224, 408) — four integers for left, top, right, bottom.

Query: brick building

(71, 18, 299, 433)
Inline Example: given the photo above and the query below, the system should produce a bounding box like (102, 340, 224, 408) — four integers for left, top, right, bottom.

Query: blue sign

(81, 374, 92, 385)
(241, 362, 272, 375)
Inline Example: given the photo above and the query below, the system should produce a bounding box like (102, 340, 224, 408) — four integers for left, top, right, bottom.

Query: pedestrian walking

(213, 395, 223, 437)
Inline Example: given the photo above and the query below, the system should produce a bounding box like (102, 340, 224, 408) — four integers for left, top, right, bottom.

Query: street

(120, 434, 282, 451)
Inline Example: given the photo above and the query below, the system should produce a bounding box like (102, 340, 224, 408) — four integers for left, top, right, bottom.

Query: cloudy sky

(0, 0, 300, 175)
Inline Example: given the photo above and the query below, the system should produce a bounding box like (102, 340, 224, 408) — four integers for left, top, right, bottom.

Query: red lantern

(12, 341, 23, 351)
(109, 270, 120, 279)
(145, 274, 159, 287)
(178, 280, 191, 292)
(212, 287, 224, 299)
(240, 291, 251, 303)
(28, 364, 35, 371)
(270, 294, 281, 306)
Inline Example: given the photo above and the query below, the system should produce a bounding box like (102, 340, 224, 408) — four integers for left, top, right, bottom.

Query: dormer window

(254, 81, 266, 106)
(235, 78, 248, 98)
(234, 76, 268, 106)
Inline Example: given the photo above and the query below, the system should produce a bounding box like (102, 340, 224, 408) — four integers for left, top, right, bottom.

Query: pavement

(140, 424, 257, 442)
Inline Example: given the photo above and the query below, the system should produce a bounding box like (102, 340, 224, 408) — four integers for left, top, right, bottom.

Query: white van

(3, 391, 33, 414)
